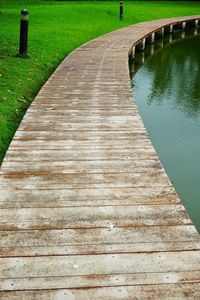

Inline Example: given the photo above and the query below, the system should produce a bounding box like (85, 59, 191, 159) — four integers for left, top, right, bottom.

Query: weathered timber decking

(1, 17, 200, 299)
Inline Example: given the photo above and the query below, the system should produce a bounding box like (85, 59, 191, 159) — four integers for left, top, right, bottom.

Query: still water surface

(131, 30, 200, 232)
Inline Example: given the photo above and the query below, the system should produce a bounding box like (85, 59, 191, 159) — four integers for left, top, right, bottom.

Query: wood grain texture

(0, 16, 200, 298)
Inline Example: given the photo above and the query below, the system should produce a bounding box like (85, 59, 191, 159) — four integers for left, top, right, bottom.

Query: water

(131, 28, 200, 232)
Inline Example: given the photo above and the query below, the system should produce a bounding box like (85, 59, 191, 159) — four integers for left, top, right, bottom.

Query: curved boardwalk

(1, 17, 200, 299)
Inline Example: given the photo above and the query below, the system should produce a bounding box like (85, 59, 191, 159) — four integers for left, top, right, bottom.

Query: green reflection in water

(131, 30, 200, 232)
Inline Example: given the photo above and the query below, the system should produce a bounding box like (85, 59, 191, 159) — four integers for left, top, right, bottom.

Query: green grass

(1, 1, 200, 164)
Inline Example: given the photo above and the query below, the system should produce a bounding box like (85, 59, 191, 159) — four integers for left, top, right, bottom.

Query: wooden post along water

(136, 38, 145, 52)
(146, 32, 155, 44)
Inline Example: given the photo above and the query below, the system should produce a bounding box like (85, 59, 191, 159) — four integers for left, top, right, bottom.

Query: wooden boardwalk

(1, 17, 200, 299)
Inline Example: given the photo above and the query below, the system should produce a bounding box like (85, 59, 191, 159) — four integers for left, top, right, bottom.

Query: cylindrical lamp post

(120, 0, 123, 20)
(19, 9, 29, 56)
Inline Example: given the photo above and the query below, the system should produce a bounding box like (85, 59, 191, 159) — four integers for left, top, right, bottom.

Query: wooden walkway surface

(1, 17, 200, 299)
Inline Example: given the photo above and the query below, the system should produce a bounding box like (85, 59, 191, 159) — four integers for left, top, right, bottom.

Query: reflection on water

(131, 28, 200, 232)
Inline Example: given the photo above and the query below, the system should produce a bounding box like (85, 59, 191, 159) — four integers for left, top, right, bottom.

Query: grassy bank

(1, 1, 200, 163)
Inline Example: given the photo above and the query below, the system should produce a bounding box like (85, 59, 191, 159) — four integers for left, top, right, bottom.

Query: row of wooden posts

(131, 19, 200, 59)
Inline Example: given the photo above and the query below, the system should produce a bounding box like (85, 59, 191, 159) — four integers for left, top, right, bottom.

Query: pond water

(131, 28, 200, 232)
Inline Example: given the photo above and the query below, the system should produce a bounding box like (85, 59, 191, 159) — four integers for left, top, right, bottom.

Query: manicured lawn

(0, 0, 200, 163)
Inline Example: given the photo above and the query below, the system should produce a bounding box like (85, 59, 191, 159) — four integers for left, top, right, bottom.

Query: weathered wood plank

(16, 122, 146, 132)
(1, 241, 200, 257)
(8, 141, 153, 152)
(0, 205, 191, 230)
(0, 185, 176, 200)
(13, 130, 149, 141)
(1, 225, 198, 248)
(0, 186, 178, 208)
(1, 283, 200, 300)
(0, 159, 162, 175)
(1, 271, 200, 291)
(4, 148, 157, 161)
(20, 115, 142, 123)
(1, 252, 200, 278)
(0, 173, 171, 191)
(0, 226, 199, 257)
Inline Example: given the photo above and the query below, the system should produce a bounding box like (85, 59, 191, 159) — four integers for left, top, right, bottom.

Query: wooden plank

(1, 241, 200, 258)
(1, 271, 200, 291)
(24, 109, 140, 117)
(1, 252, 200, 278)
(4, 148, 158, 162)
(0, 226, 199, 257)
(0, 205, 191, 230)
(2, 283, 200, 300)
(18, 122, 146, 132)
(1, 159, 161, 175)
(29, 100, 135, 106)
(1, 225, 198, 248)
(0, 172, 171, 189)
(7, 138, 153, 151)
(29, 104, 136, 109)
(0, 185, 177, 201)
(20, 115, 142, 123)
(13, 130, 149, 141)
(0, 186, 178, 208)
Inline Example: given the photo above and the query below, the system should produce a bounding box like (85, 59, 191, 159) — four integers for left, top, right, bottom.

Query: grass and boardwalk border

(1, 1, 200, 162)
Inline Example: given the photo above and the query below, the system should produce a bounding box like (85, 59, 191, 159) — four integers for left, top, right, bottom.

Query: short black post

(19, 9, 29, 56)
(120, 0, 123, 20)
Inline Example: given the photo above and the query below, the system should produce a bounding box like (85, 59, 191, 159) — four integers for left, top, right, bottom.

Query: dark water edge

(130, 27, 200, 232)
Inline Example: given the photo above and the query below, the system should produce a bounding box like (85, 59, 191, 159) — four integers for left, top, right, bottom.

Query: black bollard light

(19, 9, 29, 56)
(120, 0, 123, 20)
